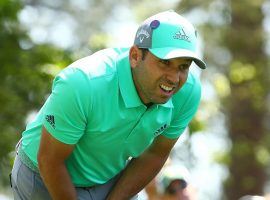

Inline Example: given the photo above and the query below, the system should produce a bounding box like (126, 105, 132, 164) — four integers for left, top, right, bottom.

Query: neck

(145, 102, 153, 108)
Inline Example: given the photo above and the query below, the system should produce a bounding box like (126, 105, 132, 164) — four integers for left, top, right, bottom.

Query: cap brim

(149, 48, 206, 69)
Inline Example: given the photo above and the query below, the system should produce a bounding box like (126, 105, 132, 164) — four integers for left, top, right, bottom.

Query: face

(165, 180, 195, 200)
(129, 46, 192, 105)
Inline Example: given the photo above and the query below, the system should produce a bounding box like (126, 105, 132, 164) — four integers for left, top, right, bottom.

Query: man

(10, 10, 206, 200)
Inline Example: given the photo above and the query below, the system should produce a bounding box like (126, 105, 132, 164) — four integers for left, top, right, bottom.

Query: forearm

(39, 161, 76, 200)
(106, 151, 169, 200)
(38, 127, 76, 200)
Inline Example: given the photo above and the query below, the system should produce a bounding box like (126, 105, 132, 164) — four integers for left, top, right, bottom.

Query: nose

(165, 69, 186, 85)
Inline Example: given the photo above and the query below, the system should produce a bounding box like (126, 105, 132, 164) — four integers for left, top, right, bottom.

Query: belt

(80, 186, 95, 190)
(17, 143, 40, 173)
(16, 140, 102, 189)
(16, 141, 108, 191)
(16, 143, 95, 189)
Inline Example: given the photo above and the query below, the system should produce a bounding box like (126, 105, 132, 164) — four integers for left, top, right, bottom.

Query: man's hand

(106, 135, 179, 200)
(38, 126, 76, 200)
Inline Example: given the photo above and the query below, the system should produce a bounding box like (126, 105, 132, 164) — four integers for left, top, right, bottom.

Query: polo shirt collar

(157, 99, 173, 108)
(116, 50, 173, 109)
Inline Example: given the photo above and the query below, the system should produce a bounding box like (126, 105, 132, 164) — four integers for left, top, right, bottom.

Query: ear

(129, 45, 142, 69)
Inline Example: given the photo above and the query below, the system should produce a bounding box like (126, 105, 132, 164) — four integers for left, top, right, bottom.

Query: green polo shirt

(21, 48, 201, 186)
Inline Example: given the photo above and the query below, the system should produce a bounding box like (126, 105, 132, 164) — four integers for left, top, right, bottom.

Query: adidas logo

(173, 28, 190, 42)
(154, 124, 167, 137)
(46, 115, 55, 129)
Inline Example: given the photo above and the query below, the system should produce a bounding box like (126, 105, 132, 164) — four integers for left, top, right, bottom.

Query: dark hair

(139, 48, 149, 60)
(165, 179, 187, 195)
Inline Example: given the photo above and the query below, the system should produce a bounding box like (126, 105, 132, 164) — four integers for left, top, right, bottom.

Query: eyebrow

(168, 58, 192, 63)
(168, 57, 191, 62)
(182, 58, 192, 62)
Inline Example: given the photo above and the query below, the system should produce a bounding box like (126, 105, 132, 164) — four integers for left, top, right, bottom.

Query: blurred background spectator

(144, 162, 197, 200)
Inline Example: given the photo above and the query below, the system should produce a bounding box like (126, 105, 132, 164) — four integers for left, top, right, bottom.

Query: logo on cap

(173, 28, 190, 42)
(136, 28, 150, 43)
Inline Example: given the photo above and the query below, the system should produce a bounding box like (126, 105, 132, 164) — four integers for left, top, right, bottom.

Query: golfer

(10, 10, 206, 200)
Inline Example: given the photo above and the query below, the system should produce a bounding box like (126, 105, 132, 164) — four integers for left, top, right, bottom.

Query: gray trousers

(10, 155, 138, 200)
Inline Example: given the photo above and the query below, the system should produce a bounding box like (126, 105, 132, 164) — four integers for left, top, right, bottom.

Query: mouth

(159, 84, 174, 94)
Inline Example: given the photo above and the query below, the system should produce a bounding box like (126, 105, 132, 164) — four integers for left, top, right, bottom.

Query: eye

(179, 63, 191, 71)
(159, 59, 170, 66)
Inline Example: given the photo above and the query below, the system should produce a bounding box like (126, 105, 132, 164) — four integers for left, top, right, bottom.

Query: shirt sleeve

(42, 67, 91, 144)
(162, 74, 201, 139)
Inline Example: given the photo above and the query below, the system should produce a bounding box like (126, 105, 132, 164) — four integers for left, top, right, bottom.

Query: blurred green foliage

(0, 0, 72, 186)
(176, 0, 270, 198)
(224, 0, 270, 198)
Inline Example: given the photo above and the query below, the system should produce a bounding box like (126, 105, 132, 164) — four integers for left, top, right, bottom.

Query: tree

(0, 0, 72, 186)
(175, 0, 270, 199)
(224, 0, 270, 199)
